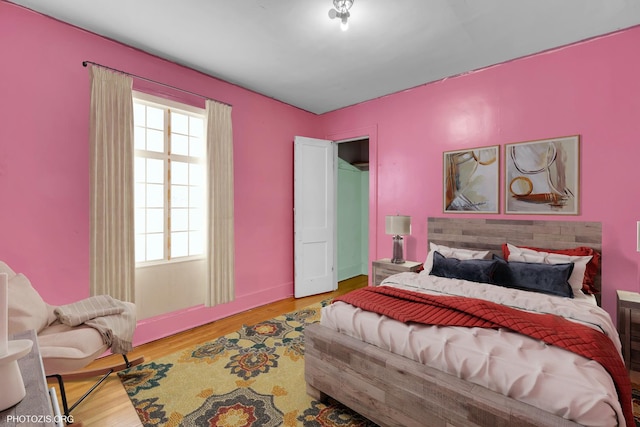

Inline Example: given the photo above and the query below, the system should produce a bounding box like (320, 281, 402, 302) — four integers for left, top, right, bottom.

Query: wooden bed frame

(305, 218, 603, 427)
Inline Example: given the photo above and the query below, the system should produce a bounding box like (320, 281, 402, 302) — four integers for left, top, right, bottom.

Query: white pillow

(8, 273, 50, 334)
(424, 242, 492, 275)
(506, 243, 592, 295)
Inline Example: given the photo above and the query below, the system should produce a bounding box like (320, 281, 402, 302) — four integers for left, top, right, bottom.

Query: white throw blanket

(54, 295, 135, 354)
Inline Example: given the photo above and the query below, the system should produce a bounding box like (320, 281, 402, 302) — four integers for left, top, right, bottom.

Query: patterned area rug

(118, 300, 377, 426)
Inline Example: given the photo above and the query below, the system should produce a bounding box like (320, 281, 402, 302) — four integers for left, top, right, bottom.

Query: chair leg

(48, 369, 112, 423)
(50, 374, 70, 419)
(47, 354, 132, 423)
(123, 353, 131, 368)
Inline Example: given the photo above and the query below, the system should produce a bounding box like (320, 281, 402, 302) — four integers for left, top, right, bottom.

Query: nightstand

(617, 290, 640, 370)
(372, 258, 423, 286)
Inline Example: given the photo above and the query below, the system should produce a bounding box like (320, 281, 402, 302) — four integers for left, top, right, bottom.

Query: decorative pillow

(423, 242, 492, 275)
(492, 256, 574, 298)
(502, 243, 600, 294)
(429, 251, 498, 284)
(8, 273, 50, 334)
(505, 243, 592, 296)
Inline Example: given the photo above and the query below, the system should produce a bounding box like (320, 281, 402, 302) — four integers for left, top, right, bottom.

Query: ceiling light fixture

(328, 0, 354, 31)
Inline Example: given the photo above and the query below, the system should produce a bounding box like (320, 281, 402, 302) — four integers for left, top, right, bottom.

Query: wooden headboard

(427, 217, 602, 296)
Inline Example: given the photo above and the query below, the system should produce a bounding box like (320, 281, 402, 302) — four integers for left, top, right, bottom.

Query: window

(133, 93, 206, 263)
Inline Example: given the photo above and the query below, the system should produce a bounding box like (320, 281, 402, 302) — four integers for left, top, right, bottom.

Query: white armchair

(2, 260, 142, 419)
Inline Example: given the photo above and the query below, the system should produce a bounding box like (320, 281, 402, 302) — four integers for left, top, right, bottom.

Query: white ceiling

(10, 0, 640, 114)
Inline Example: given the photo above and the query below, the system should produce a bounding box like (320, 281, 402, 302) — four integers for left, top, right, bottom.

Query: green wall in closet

(337, 158, 369, 281)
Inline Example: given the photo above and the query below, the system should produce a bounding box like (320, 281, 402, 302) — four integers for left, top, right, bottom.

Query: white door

(294, 136, 337, 298)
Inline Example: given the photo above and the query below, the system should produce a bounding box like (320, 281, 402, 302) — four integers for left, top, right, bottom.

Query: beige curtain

(89, 65, 135, 302)
(205, 100, 235, 306)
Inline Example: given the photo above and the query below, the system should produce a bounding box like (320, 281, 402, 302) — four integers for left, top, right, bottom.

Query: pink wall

(321, 26, 640, 318)
(0, 1, 322, 344)
(2, 1, 639, 343)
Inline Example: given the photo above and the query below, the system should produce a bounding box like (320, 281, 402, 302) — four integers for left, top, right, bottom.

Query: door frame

(327, 125, 378, 285)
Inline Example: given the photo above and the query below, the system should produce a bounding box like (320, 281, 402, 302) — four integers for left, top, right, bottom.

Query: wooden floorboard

(50, 275, 367, 426)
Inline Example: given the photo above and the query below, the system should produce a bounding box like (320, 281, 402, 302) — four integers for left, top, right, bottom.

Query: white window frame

(133, 91, 206, 266)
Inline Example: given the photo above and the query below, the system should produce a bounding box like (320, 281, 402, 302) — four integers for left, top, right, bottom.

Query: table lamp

(385, 215, 411, 264)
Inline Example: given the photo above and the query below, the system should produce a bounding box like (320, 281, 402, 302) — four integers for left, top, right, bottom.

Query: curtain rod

(82, 60, 232, 107)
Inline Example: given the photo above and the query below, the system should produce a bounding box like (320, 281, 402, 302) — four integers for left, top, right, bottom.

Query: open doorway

(337, 138, 369, 281)
(293, 134, 372, 298)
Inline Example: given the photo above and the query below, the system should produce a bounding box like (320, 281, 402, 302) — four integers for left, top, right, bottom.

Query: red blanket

(335, 286, 634, 427)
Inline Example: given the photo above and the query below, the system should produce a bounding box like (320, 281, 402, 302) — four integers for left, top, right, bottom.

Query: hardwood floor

(51, 275, 368, 426)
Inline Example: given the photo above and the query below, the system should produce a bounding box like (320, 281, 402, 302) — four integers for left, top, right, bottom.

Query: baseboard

(338, 264, 367, 282)
(133, 280, 293, 346)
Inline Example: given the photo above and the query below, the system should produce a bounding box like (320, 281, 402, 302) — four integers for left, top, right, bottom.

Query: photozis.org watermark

(4, 414, 74, 425)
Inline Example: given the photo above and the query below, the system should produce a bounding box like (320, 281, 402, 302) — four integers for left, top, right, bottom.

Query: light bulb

(340, 17, 349, 31)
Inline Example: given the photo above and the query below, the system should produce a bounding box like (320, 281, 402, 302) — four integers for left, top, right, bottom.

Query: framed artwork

(504, 135, 580, 215)
(443, 145, 499, 213)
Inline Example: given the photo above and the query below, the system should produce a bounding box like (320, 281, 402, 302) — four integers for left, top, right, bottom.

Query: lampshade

(385, 215, 411, 236)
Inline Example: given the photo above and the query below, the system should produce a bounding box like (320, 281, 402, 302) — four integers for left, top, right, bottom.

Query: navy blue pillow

(492, 256, 574, 298)
(429, 251, 497, 284)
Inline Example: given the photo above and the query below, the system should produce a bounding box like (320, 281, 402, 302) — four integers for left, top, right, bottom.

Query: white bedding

(320, 272, 625, 427)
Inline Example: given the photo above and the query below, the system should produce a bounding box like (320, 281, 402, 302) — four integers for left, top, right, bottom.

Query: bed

(304, 217, 633, 427)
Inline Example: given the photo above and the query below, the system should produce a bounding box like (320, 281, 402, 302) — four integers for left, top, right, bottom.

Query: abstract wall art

(504, 135, 580, 215)
(443, 145, 499, 213)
